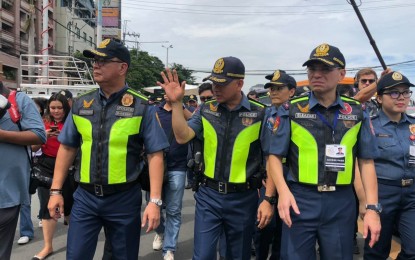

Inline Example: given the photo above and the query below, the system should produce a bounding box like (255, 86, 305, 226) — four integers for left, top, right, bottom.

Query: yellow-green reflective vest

(288, 95, 363, 185)
(72, 88, 147, 184)
(200, 100, 265, 183)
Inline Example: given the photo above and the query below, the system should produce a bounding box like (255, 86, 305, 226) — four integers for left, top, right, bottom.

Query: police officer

(266, 43, 381, 260)
(364, 72, 415, 260)
(47, 39, 169, 260)
(158, 57, 275, 260)
(254, 70, 297, 260)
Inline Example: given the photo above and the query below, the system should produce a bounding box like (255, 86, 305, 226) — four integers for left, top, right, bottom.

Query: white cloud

(122, 0, 415, 91)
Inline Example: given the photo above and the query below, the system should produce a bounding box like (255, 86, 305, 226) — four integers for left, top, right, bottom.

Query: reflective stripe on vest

(230, 121, 262, 183)
(337, 121, 361, 184)
(73, 115, 93, 183)
(73, 114, 143, 184)
(108, 117, 142, 184)
(202, 117, 217, 179)
(202, 117, 262, 183)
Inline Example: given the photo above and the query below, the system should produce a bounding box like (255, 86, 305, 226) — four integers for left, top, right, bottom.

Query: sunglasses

(199, 96, 213, 102)
(382, 90, 412, 99)
(360, 79, 376, 84)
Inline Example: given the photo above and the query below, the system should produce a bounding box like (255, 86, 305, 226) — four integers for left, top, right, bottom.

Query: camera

(50, 126, 58, 132)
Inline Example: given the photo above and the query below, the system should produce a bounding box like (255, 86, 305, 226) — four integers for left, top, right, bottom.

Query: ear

(376, 94, 382, 105)
(338, 69, 346, 82)
(119, 63, 129, 76)
(237, 79, 244, 90)
(289, 88, 296, 98)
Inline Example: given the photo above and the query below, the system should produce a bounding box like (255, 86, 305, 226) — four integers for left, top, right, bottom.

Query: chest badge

(83, 99, 94, 108)
(297, 103, 309, 113)
(121, 93, 134, 106)
(210, 102, 218, 112)
(242, 117, 253, 126)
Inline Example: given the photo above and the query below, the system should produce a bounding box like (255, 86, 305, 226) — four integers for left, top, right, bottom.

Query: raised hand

(157, 68, 186, 104)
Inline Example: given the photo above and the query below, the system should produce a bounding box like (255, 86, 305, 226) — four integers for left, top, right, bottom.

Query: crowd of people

(0, 39, 414, 260)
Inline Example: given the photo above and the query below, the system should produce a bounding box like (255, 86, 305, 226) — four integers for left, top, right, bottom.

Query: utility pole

(28, 0, 35, 83)
(162, 44, 173, 67)
(96, 0, 102, 43)
(122, 20, 130, 44)
(68, 0, 76, 54)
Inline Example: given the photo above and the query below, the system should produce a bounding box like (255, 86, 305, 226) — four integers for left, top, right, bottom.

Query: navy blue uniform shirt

(372, 110, 415, 180)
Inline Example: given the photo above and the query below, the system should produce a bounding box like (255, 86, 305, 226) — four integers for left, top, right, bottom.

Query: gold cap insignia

(98, 39, 111, 48)
(392, 72, 403, 81)
(83, 98, 94, 108)
(314, 44, 330, 57)
(121, 93, 134, 106)
(272, 70, 281, 81)
(213, 58, 225, 74)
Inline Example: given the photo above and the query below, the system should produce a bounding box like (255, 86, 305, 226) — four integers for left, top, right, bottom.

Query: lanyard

(315, 110, 339, 142)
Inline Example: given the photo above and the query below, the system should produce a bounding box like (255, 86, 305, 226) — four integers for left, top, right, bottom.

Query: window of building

(83, 32, 87, 41)
(76, 27, 80, 39)
(89, 36, 93, 46)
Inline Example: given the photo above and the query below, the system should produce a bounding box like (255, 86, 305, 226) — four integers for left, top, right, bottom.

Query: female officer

(364, 71, 415, 259)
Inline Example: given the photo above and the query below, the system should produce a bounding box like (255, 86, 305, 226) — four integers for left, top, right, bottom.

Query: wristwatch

(366, 203, 382, 214)
(263, 196, 277, 205)
(150, 198, 163, 207)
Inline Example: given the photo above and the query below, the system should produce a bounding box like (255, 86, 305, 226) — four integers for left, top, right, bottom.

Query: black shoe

(185, 184, 192, 189)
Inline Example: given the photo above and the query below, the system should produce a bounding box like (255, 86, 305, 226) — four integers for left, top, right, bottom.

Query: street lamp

(162, 44, 173, 67)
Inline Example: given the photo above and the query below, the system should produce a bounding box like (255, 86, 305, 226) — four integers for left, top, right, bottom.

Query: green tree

(171, 63, 196, 85)
(126, 49, 164, 91)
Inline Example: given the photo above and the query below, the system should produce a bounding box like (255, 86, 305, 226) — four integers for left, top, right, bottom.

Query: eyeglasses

(270, 85, 288, 92)
(382, 90, 412, 99)
(200, 96, 213, 102)
(307, 66, 340, 74)
(360, 79, 376, 84)
(91, 58, 125, 67)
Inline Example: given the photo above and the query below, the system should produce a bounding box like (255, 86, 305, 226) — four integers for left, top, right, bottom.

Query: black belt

(377, 178, 414, 187)
(79, 180, 139, 197)
(202, 178, 255, 194)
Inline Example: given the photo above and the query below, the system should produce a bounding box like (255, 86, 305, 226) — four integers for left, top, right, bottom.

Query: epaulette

(340, 95, 361, 105)
(289, 95, 308, 104)
(248, 98, 266, 108)
(77, 88, 97, 98)
(127, 88, 148, 100)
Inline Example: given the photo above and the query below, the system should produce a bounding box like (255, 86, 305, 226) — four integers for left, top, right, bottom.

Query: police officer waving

(266, 43, 381, 260)
(159, 57, 275, 260)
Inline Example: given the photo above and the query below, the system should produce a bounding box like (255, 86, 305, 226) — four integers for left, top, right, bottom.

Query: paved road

(11, 188, 395, 260)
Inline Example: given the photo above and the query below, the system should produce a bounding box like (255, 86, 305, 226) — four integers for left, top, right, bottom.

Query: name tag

(324, 144, 346, 172)
(295, 113, 316, 119)
(79, 109, 94, 116)
(239, 112, 257, 118)
(338, 114, 358, 121)
(375, 133, 392, 138)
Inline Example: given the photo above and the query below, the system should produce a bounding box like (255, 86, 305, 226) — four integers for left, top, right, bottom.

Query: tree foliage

(75, 48, 195, 91)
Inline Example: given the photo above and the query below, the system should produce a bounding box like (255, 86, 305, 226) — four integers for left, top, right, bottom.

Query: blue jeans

(155, 170, 186, 254)
(19, 199, 34, 239)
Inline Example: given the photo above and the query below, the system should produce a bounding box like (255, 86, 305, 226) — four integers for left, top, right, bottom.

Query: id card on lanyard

(315, 109, 345, 172)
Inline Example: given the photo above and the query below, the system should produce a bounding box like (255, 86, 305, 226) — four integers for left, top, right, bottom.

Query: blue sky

(122, 0, 415, 92)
